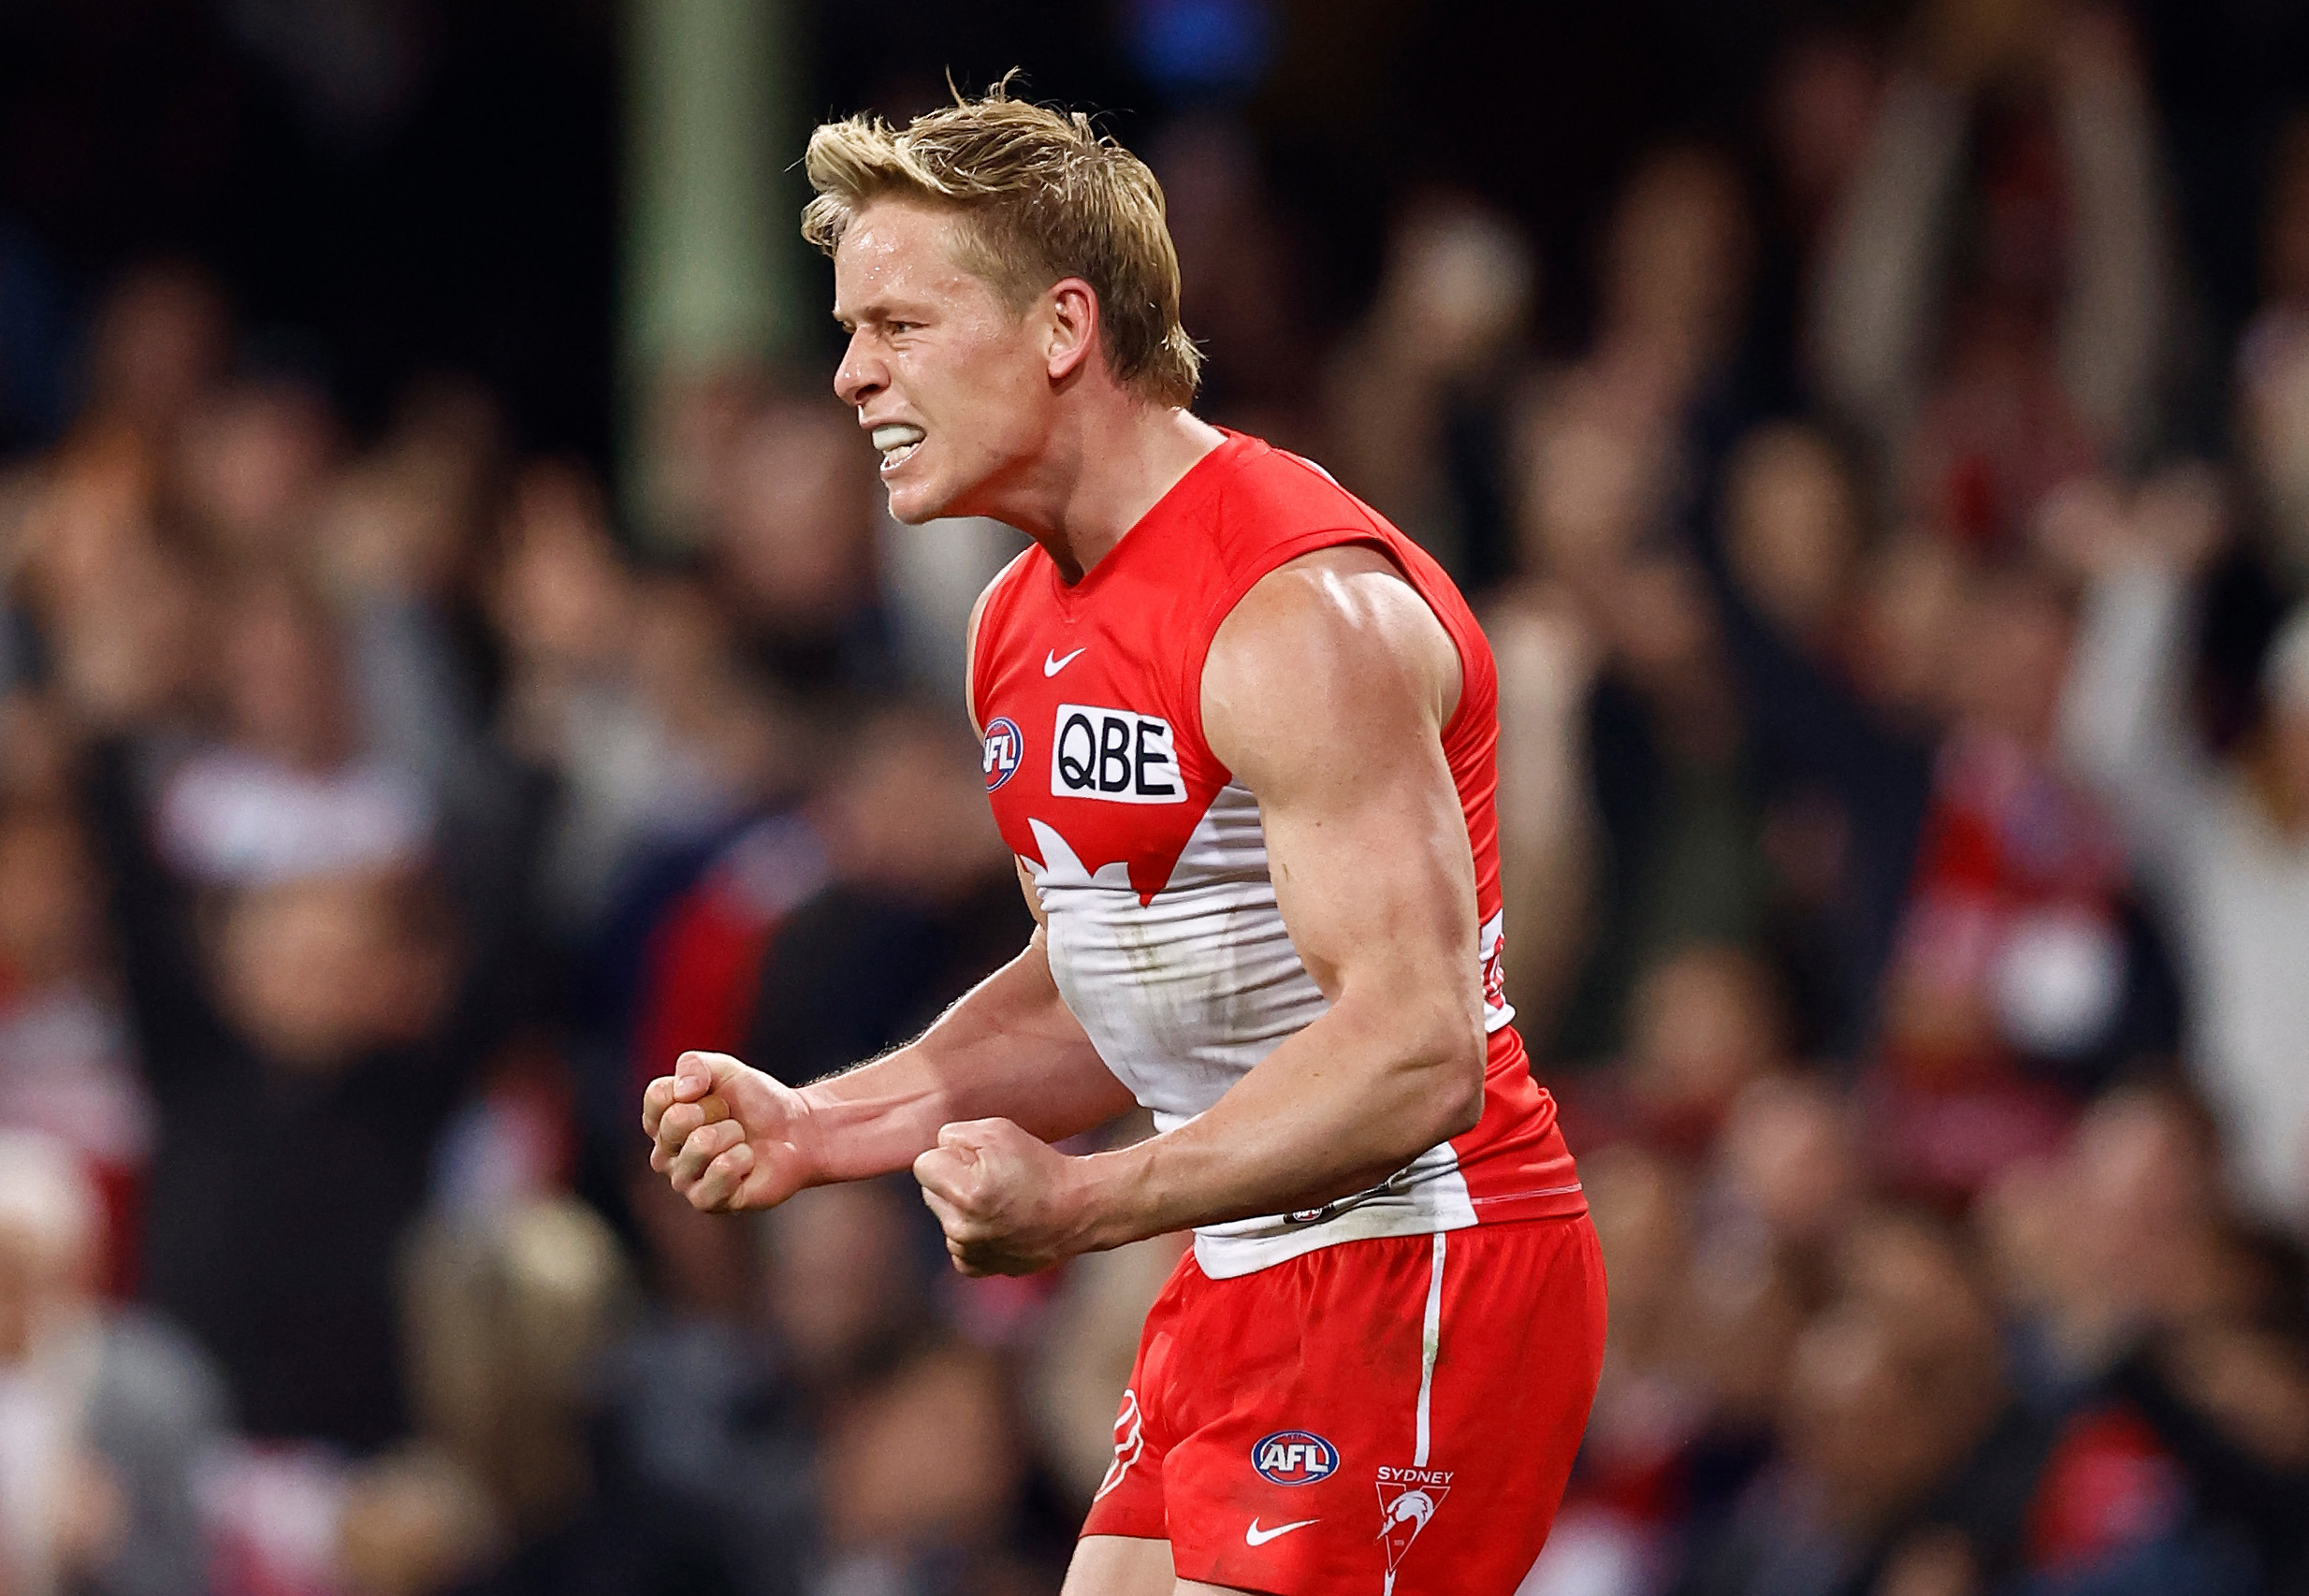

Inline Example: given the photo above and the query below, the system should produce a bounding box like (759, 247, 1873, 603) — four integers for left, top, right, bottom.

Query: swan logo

(1377, 1466, 1454, 1593)
(1252, 1430, 1338, 1486)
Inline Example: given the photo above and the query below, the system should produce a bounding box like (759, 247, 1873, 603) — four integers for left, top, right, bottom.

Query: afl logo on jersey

(1252, 1430, 1339, 1486)
(982, 718, 1024, 791)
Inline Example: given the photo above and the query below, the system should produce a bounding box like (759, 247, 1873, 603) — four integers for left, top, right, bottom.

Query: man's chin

(881, 480, 951, 526)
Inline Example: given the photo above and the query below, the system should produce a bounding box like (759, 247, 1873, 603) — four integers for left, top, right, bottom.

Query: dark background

(10, 0, 2300, 475)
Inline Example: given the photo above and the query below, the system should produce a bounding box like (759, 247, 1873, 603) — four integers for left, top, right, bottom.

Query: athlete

(643, 85, 1605, 1595)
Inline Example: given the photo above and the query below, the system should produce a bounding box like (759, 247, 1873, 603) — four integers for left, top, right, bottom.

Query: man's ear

(1045, 278, 1099, 384)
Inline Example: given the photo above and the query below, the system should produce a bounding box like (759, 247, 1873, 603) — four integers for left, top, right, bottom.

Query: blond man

(645, 85, 1604, 1595)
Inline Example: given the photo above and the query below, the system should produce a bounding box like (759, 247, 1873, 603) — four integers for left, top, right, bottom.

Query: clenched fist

(642, 1051, 821, 1212)
(912, 1118, 1100, 1276)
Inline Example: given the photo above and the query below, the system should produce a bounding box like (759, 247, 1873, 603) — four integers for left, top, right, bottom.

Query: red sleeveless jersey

(971, 430, 1583, 1277)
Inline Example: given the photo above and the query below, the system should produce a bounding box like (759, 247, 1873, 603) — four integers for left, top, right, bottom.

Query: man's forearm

(797, 936, 1130, 1184)
(1068, 988, 1483, 1250)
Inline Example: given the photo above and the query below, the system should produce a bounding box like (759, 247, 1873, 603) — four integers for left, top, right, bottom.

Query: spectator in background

(66, 560, 512, 1447)
(72, 263, 232, 460)
(1575, 558, 1773, 1054)
(319, 379, 536, 968)
(173, 374, 339, 572)
(1573, 944, 1793, 1156)
(1025, 1181, 1186, 1513)
(370, 1198, 638, 1596)
(812, 1338, 1042, 1596)
(1529, 534, 1775, 1060)
(195, 1200, 637, 1596)
(1589, 146, 1761, 434)
(1149, 115, 1314, 440)
(1325, 195, 1536, 588)
(1706, 421, 1936, 1054)
(1532, 1144, 1706, 1596)
(90, 779, 481, 1452)
(710, 398, 894, 706)
(0, 803, 151, 1286)
(2052, 466, 2309, 1227)
(154, 572, 434, 891)
(1667, 1214, 2014, 1596)
(597, 1182, 814, 1596)
(1721, 425, 1866, 659)
(1977, 1087, 2309, 1591)
(490, 463, 791, 941)
(1494, 148, 1774, 1056)
(1812, 0, 2179, 552)
(1870, 554, 2155, 1201)
(603, 1175, 1028, 1596)
(0, 1129, 228, 1596)
(735, 704, 1031, 1090)
(1760, 27, 1885, 274)
(1490, 588, 1603, 1038)
(2236, 111, 2309, 587)
(12, 440, 213, 740)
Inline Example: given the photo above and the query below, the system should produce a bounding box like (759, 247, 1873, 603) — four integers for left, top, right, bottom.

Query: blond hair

(802, 80, 1201, 407)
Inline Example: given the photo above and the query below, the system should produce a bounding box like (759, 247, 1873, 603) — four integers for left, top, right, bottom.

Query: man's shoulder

(1202, 436, 1471, 633)
(1208, 434, 1383, 539)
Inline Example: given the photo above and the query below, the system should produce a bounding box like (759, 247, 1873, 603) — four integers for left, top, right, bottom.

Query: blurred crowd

(1, 2, 2308, 1593)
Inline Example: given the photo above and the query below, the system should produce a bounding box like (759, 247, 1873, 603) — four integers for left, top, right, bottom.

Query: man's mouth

(871, 423, 925, 473)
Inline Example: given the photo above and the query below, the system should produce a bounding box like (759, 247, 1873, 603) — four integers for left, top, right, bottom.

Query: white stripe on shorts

(1414, 1229, 1445, 1467)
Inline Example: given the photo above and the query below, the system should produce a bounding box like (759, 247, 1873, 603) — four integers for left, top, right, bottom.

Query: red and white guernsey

(971, 430, 1584, 1279)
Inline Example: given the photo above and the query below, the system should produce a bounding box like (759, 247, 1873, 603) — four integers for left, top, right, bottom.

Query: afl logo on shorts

(1252, 1430, 1339, 1486)
(982, 718, 1023, 791)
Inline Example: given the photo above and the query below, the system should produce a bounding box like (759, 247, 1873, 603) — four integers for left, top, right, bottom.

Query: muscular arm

(913, 546, 1489, 1270)
(646, 923, 1131, 1209)
(795, 904, 1133, 1179)
(1084, 546, 1485, 1233)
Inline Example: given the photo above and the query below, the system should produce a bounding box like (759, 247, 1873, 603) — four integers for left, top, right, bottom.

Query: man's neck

(1005, 401, 1227, 584)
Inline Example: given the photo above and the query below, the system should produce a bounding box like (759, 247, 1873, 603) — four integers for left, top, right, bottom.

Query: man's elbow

(1416, 1012, 1487, 1145)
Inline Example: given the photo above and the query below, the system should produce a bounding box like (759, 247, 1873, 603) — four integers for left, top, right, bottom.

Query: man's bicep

(1204, 564, 1479, 996)
(1258, 752, 1478, 1007)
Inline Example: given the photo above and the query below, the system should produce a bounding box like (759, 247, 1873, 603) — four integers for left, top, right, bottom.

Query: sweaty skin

(638, 191, 1490, 1596)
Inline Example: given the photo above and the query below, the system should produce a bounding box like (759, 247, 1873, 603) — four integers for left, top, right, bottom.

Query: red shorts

(1082, 1214, 1606, 1594)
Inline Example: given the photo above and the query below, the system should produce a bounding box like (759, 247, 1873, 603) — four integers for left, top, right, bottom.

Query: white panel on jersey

(1190, 1139, 1477, 1280)
(1027, 790, 1316, 1119)
(1025, 783, 1476, 1279)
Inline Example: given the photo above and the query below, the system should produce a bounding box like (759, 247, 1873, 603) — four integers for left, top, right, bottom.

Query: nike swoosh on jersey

(1245, 1517, 1319, 1546)
(1043, 646, 1086, 676)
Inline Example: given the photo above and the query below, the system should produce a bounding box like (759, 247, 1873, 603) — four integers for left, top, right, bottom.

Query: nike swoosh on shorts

(1244, 1517, 1318, 1546)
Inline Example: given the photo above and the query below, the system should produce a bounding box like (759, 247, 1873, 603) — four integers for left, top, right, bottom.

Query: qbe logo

(981, 718, 1023, 791)
(1051, 704, 1184, 805)
(1251, 1429, 1338, 1486)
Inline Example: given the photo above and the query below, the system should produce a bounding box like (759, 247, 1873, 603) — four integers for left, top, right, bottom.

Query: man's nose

(835, 331, 883, 407)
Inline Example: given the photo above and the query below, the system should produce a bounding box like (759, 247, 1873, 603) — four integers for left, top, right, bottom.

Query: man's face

(832, 200, 1055, 524)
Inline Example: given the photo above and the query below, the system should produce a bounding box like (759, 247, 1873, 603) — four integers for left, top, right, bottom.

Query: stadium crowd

(2, 4, 2308, 1594)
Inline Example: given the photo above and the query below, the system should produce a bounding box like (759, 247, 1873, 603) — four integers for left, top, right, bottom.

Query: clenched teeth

(872, 424, 925, 456)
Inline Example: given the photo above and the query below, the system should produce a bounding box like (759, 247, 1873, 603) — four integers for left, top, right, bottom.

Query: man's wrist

(792, 1045, 941, 1184)
(1073, 1140, 1160, 1255)
(784, 1082, 833, 1187)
